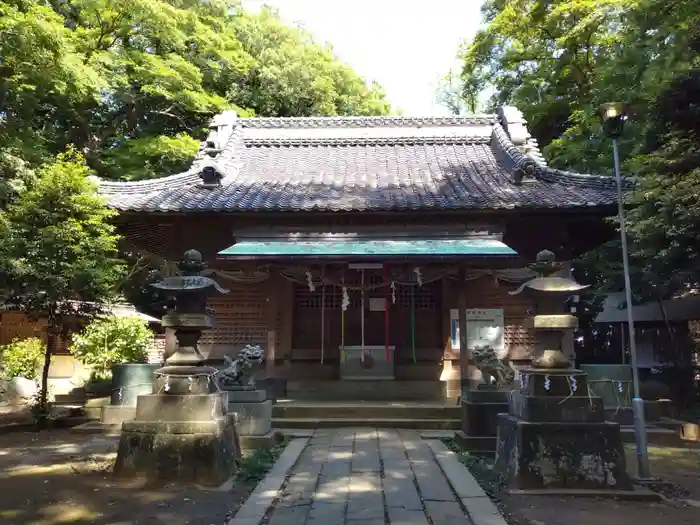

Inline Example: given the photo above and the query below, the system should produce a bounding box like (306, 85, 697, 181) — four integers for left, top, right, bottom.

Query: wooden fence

(0, 312, 47, 347)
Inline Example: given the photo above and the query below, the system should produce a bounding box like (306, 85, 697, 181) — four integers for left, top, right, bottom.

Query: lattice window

(294, 276, 438, 311)
(200, 283, 272, 346)
(294, 284, 343, 309)
(394, 282, 439, 310)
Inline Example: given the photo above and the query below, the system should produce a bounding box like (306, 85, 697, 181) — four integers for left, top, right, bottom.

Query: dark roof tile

(98, 110, 629, 213)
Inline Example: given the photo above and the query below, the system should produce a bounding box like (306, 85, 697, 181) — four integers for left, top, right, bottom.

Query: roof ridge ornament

(239, 115, 496, 129)
(198, 160, 226, 188)
(199, 109, 239, 158)
(497, 106, 530, 146)
(490, 122, 542, 185)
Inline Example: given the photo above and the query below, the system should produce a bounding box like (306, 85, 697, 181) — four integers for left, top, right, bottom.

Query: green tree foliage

(458, 0, 635, 171)
(456, 0, 700, 298)
(230, 7, 390, 117)
(0, 0, 390, 181)
(70, 316, 153, 380)
(0, 151, 124, 416)
(0, 337, 45, 381)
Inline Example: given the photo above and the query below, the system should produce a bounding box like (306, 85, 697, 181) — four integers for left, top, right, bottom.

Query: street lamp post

(599, 102, 651, 480)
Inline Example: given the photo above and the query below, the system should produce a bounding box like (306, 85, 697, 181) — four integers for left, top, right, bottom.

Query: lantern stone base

(494, 368, 633, 492)
(495, 415, 633, 491)
(114, 415, 239, 486)
(113, 392, 241, 486)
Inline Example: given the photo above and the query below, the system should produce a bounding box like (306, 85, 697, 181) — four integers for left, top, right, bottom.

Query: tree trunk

(37, 325, 56, 428)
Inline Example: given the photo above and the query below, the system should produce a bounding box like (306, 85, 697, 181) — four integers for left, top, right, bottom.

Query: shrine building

(97, 107, 622, 402)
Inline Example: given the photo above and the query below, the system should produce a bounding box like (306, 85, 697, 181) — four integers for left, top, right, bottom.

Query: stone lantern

(114, 250, 241, 486)
(493, 250, 633, 492)
(513, 248, 587, 369)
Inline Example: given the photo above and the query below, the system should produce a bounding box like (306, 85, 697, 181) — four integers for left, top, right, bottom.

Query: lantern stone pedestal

(494, 250, 633, 492)
(458, 385, 510, 456)
(113, 377, 239, 486)
(221, 385, 277, 450)
(495, 368, 632, 490)
(113, 250, 240, 486)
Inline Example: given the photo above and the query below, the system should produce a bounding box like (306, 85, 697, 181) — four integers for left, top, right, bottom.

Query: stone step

(53, 394, 86, 404)
(272, 417, 461, 430)
(273, 402, 460, 420)
(285, 380, 446, 401)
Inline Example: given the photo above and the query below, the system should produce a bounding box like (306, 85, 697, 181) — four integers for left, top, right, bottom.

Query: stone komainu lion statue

(219, 344, 265, 388)
(471, 343, 515, 388)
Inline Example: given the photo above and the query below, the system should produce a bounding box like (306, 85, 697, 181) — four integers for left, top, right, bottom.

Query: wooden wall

(0, 312, 46, 347)
(199, 271, 535, 382)
(200, 272, 293, 362)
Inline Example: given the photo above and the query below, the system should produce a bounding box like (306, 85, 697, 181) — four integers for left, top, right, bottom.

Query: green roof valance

(218, 237, 517, 261)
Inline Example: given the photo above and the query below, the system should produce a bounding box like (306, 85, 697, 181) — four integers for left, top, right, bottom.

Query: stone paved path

(265, 429, 474, 525)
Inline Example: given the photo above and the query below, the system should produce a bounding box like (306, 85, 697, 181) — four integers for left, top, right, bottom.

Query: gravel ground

(0, 429, 258, 525)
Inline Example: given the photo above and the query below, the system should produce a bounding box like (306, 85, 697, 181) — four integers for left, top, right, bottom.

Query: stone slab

(224, 388, 267, 403)
(525, 314, 578, 329)
(239, 430, 282, 451)
(519, 369, 590, 397)
(229, 399, 272, 436)
(426, 440, 485, 499)
(100, 404, 136, 425)
(400, 430, 456, 502)
(228, 437, 309, 525)
(122, 416, 233, 434)
(387, 507, 430, 525)
(508, 392, 605, 423)
(134, 392, 226, 421)
(461, 496, 507, 525)
(347, 471, 384, 520)
(267, 506, 309, 525)
(425, 440, 508, 525)
(425, 500, 472, 524)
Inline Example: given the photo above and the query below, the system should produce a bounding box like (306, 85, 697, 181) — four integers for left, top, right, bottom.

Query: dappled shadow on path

(0, 430, 253, 525)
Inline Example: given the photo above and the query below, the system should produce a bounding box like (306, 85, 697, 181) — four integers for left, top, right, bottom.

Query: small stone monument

(459, 342, 516, 455)
(114, 250, 240, 486)
(218, 344, 276, 449)
(494, 250, 633, 491)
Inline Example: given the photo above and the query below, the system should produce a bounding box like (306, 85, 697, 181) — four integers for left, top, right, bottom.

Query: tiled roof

(98, 108, 631, 213)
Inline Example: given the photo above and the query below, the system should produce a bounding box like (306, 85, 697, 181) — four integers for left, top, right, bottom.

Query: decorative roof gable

(97, 107, 631, 213)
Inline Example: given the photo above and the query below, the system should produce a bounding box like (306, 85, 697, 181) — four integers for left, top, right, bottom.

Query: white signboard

(450, 308, 505, 352)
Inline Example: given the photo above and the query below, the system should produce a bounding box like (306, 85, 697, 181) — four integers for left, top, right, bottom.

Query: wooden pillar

(458, 267, 470, 400)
